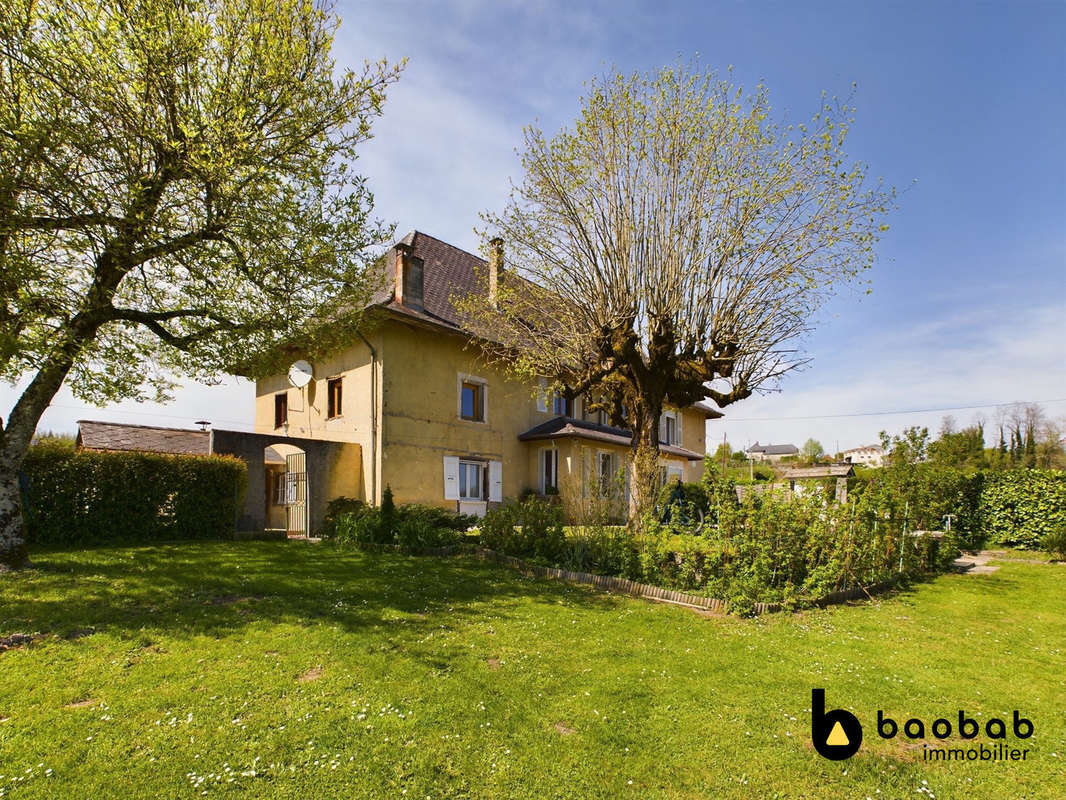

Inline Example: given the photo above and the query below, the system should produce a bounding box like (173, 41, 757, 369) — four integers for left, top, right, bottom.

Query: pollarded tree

(0, 0, 403, 570)
(463, 65, 894, 525)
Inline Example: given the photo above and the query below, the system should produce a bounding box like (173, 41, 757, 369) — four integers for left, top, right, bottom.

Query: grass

(0, 543, 1063, 799)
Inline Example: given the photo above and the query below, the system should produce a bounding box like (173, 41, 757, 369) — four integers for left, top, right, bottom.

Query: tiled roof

(371, 230, 483, 331)
(518, 416, 704, 461)
(782, 465, 855, 479)
(376, 231, 729, 419)
(747, 443, 798, 455)
(77, 420, 210, 456)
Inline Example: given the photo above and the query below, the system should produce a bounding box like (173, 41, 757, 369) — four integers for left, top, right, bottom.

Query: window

(458, 460, 485, 499)
(659, 410, 679, 445)
(598, 451, 616, 493)
(552, 392, 573, 417)
(274, 393, 288, 428)
(541, 448, 558, 493)
(460, 380, 485, 422)
(327, 377, 343, 418)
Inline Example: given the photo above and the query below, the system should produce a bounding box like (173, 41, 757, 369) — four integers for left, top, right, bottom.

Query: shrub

(394, 516, 460, 549)
(324, 493, 472, 549)
(563, 524, 641, 579)
(1042, 526, 1066, 561)
(480, 497, 566, 564)
(978, 470, 1066, 549)
(20, 441, 246, 546)
(656, 481, 709, 526)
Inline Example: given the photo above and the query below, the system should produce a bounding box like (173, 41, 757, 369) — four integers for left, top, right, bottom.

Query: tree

(801, 438, 824, 464)
(880, 426, 929, 467)
(0, 0, 402, 570)
(462, 65, 893, 524)
(929, 416, 986, 471)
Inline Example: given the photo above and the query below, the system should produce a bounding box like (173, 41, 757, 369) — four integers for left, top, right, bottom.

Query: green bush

(978, 470, 1066, 548)
(20, 441, 246, 546)
(563, 524, 642, 579)
(324, 492, 471, 549)
(479, 496, 566, 564)
(1041, 526, 1066, 561)
(656, 481, 709, 525)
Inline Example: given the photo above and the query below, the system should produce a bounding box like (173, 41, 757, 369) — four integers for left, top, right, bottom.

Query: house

(781, 464, 855, 503)
(840, 444, 884, 468)
(745, 441, 799, 463)
(253, 230, 720, 521)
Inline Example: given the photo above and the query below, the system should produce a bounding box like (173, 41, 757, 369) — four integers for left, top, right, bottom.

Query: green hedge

(20, 441, 247, 546)
(978, 470, 1066, 548)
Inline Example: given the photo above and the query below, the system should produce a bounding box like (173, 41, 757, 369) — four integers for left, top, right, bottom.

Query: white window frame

(540, 447, 559, 494)
(597, 450, 617, 495)
(457, 373, 488, 423)
(660, 409, 680, 445)
(458, 459, 485, 500)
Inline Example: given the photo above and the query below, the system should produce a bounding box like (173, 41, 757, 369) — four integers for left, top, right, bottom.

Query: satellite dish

(287, 360, 313, 388)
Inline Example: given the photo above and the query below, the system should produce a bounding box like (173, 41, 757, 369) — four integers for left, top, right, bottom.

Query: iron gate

(284, 451, 308, 536)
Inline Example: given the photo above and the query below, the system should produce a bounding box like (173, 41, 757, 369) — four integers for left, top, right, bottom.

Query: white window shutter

(443, 456, 460, 500)
(537, 378, 548, 412)
(658, 414, 667, 444)
(489, 460, 503, 502)
(675, 412, 682, 446)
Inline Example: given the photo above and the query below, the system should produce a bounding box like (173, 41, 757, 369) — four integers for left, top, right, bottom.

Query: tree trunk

(0, 336, 88, 571)
(627, 400, 663, 531)
(0, 462, 30, 571)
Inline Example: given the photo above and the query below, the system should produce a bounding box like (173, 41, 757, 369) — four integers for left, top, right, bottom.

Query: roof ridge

(78, 419, 207, 435)
(407, 230, 486, 264)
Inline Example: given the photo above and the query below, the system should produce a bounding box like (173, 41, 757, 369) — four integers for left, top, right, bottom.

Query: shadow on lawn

(2, 541, 622, 644)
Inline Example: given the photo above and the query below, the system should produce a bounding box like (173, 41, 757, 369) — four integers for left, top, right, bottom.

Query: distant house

(840, 444, 884, 468)
(746, 441, 799, 463)
(781, 464, 855, 502)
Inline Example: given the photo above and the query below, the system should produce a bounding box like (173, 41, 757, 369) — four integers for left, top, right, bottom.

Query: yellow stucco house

(254, 231, 718, 524)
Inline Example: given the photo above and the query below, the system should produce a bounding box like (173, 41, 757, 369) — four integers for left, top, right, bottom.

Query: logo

(810, 689, 1035, 762)
(811, 689, 863, 760)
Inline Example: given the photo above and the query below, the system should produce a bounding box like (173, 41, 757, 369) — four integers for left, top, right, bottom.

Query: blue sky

(6, 0, 1065, 452)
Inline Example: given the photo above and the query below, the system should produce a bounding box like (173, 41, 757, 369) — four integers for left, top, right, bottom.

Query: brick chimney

(393, 242, 424, 309)
(488, 237, 504, 307)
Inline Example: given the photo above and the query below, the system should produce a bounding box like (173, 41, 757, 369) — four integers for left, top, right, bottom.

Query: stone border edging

(348, 541, 901, 616)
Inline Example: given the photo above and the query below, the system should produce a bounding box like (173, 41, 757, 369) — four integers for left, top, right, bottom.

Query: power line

(27, 396, 1066, 428)
(719, 397, 1066, 423)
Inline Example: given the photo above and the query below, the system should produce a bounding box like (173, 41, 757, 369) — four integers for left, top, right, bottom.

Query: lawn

(0, 543, 1063, 799)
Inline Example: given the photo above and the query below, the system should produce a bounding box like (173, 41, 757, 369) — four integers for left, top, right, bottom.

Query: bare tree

(461, 65, 894, 524)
